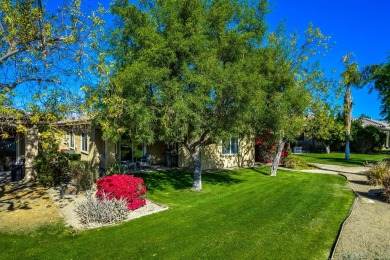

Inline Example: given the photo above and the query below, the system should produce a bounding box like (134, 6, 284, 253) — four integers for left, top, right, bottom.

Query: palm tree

(341, 53, 376, 160)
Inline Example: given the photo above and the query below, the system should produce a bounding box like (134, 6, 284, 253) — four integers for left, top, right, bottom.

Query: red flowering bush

(96, 174, 147, 211)
(255, 131, 288, 164)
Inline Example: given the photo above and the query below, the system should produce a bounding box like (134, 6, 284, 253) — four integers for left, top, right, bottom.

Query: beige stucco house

(178, 138, 254, 170)
(57, 118, 254, 172)
(3, 115, 254, 181)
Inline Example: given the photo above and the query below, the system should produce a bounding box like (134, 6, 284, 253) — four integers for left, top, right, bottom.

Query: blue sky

(266, 0, 390, 120)
(49, 0, 390, 120)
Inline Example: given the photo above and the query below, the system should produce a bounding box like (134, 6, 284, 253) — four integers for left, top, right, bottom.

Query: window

(222, 138, 238, 155)
(63, 134, 68, 144)
(69, 132, 74, 148)
(81, 132, 88, 153)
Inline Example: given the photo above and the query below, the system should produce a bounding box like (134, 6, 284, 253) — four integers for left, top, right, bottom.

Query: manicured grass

(0, 168, 354, 259)
(295, 152, 389, 167)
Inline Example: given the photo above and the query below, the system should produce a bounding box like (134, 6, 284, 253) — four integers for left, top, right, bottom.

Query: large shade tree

(99, 0, 269, 190)
(258, 24, 331, 176)
(0, 0, 106, 142)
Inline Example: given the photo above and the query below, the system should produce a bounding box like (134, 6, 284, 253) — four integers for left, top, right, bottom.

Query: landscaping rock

(360, 198, 375, 204)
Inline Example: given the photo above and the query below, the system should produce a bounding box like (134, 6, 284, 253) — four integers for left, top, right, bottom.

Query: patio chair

(137, 153, 152, 170)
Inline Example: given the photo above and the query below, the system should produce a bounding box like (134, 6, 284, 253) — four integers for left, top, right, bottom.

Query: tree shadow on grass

(202, 170, 244, 186)
(247, 167, 270, 176)
(134, 169, 244, 194)
(134, 170, 192, 194)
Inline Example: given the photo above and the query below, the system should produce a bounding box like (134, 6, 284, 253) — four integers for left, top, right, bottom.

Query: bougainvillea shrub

(255, 131, 288, 163)
(96, 174, 147, 210)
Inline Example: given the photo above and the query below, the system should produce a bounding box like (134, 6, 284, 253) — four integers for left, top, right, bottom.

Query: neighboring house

(358, 117, 390, 148)
(294, 131, 326, 153)
(295, 117, 390, 152)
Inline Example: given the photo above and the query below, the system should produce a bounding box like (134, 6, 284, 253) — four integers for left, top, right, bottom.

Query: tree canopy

(0, 0, 106, 141)
(257, 24, 331, 176)
(97, 0, 334, 184)
(304, 100, 344, 153)
(98, 0, 270, 190)
(371, 57, 390, 121)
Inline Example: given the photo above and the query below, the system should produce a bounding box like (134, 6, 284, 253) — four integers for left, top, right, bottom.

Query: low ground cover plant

(366, 157, 390, 202)
(76, 191, 128, 225)
(282, 155, 308, 170)
(366, 159, 390, 186)
(382, 175, 390, 202)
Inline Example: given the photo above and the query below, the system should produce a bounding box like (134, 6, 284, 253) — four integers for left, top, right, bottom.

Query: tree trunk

(191, 147, 202, 191)
(345, 136, 351, 160)
(270, 139, 285, 177)
(344, 85, 352, 161)
(325, 145, 330, 154)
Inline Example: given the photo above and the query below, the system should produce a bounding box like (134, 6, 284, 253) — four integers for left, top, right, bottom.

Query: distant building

(355, 117, 390, 148)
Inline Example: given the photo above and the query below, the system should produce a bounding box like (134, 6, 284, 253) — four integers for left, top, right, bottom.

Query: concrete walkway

(292, 164, 390, 259)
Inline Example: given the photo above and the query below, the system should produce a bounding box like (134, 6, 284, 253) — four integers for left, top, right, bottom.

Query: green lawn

(0, 168, 354, 259)
(294, 152, 389, 167)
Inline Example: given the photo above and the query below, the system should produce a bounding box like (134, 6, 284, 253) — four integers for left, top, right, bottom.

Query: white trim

(81, 132, 88, 153)
(69, 131, 75, 149)
(221, 138, 239, 155)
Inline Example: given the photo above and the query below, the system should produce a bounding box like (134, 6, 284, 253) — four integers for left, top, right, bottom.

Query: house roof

(356, 117, 390, 130)
(56, 115, 91, 125)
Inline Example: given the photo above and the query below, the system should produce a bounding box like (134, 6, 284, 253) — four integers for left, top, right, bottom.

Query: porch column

(16, 132, 21, 161)
(24, 125, 39, 181)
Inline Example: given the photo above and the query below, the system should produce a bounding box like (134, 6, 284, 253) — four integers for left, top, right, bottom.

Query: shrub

(255, 131, 288, 163)
(282, 156, 308, 170)
(366, 160, 390, 186)
(76, 191, 128, 225)
(381, 175, 390, 203)
(62, 153, 81, 161)
(96, 174, 146, 210)
(69, 161, 97, 192)
(105, 162, 127, 176)
(34, 152, 70, 187)
(350, 121, 387, 153)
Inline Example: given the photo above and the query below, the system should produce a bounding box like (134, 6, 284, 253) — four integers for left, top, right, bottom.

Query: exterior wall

(61, 126, 115, 170)
(147, 141, 167, 165)
(178, 138, 254, 170)
(58, 122, 254, 172)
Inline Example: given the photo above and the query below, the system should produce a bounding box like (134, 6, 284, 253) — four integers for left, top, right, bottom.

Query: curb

(329, 173, 360, 260)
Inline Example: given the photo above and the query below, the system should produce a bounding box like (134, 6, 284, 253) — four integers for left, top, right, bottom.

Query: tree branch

(0, 78, 60, 90)
(0, 37, 66, 64)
